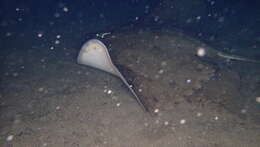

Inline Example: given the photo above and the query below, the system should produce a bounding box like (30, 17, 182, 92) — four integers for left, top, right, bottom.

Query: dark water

(0, 0, 260, 60)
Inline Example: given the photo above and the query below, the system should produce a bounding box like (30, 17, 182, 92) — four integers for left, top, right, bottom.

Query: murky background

(1, 0, 260, 146)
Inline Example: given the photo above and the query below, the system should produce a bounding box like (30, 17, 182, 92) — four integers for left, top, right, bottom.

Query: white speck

(56, 35, 61, 39)
(138, 89, 142, 92)
(116, 103, 121, 107)
(154, 108, 159, 113)
(37, 33, 43, 38)
(154, 35, 159, 39)
(241, 109, 247, 114)
(155, 74, 160, 79)
(6, 32, 12, 37)
(256, 97, 260, 103)
(43, 143, 47, 146)
(129, 85, 133, 88)
(6, 135, 14, 141)
(111, 96, 117, 100)
(12, 72, 19, 77)
(180, 119, 186, 124)
(196, 112, 202, 117)
(38, 87, 44, 92)
(15, 8, 20, 11)
(196, 16, 201, 20)
(214, 116, 219, 120)
(154, 16, 160, 22)
(161, 61, 167, 66)
(158, 69, 164, 74)
(107, 90, 112, 94)
(55, 40, 60, 44)
(99, 13, 104, 18)
(135, 17, 139, 20)
(164, 121, 169, 126)
(218, 16, 225, 22)
(144, 122, 149, 127)
(40, 58, 45, 62)
(54, 12, 60, 18)
(63, 7, 69, 12)
(50, 46, 54, 50)
(56, 106, 60, 110)
(77, 71, 82, 75)
(104, 89, 107, 93)
(186, 18, 192, 23)
(197, 47, 206, 57)
(186, 79, 191, 83)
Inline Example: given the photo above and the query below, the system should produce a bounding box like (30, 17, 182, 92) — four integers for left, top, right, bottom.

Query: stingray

(216, 51, 260, 63)
(77, 39, 148, 111)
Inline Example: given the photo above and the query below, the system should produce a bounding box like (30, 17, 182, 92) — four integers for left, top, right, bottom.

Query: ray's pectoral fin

(77, 39, 151, 112)
(116, 64, 159, 113)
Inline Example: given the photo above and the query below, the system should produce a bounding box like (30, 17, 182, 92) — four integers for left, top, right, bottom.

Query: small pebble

(12, 72, 19, 77)
(186, 79, 191, 83)
(256, 97, 260, 103)
(38, 87, 44, 92)
(180, 119, 186, 124)
(6, 135, 14, 141)
(214, 116, 219, 120)
(154, 108, 159, 113)
(56, 106, 60, 110)
(161, 61, 167, 66)
(164, 121, 169, 126)
(241, 109, 247, 114)
(196, 112, 202, 117)
(158, 69, 164, 74)
(107, 90, 112, 94)
(116, 103, 121, 107)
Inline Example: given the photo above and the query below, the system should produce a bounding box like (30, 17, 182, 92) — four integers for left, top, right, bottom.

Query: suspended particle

(197, 47, 206, 57)
(37, 33, 43, 38)
(63, 7, 69, 12)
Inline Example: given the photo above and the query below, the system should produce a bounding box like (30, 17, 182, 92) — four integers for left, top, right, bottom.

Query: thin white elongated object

(77, 39, 147, 111)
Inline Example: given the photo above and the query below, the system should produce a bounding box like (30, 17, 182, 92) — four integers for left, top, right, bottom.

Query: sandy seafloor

(1, 24, 260, 146)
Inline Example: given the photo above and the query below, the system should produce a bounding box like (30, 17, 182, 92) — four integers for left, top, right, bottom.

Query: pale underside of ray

(77, 39, 148, 111)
